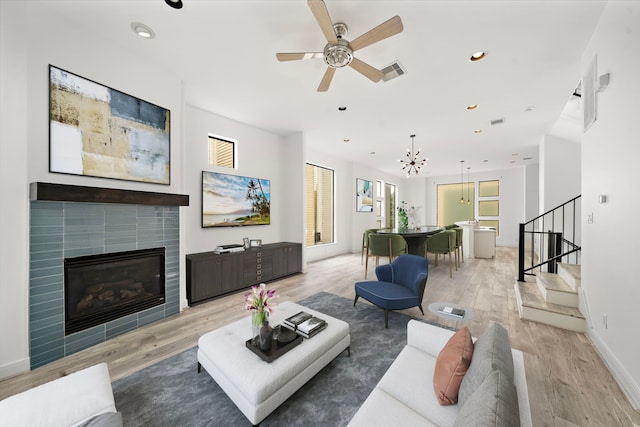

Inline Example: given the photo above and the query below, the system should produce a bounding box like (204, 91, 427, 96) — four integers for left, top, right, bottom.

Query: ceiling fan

(276, 0, 403, 92)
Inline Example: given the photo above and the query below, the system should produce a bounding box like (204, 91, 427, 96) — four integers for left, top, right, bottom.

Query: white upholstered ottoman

(197, 301, 351, 425)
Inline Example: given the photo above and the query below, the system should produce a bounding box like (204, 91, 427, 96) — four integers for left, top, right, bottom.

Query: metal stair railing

(518, 195, 581, 282)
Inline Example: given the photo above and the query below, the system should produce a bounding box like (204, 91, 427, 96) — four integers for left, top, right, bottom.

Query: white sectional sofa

(349, 320, 532, 427)
(0, 362, 121, 427)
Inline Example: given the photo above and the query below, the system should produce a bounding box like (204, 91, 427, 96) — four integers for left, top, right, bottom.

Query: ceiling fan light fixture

(324, 40, 353, 68)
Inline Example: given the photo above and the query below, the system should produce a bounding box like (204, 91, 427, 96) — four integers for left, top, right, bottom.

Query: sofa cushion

(458, 322, 514, 406)
(376, 345, 460, 426)
(453, 369, 520, 427)
(433, 327, 474, 405)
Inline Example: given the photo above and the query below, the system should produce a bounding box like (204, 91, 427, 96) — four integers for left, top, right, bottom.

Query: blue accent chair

(354, 254, 429, 328)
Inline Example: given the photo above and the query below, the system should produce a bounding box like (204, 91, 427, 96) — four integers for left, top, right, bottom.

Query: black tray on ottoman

(245, 332, 303, 363)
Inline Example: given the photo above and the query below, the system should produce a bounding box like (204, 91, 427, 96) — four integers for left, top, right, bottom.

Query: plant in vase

(244, 283, 278, 349)
(397, 201, 409, 229)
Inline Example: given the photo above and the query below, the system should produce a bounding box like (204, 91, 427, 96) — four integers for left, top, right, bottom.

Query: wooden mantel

(30, 182, 189, 206)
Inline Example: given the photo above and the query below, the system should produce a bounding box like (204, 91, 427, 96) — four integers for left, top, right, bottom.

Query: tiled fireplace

(28, 183, 188, 369)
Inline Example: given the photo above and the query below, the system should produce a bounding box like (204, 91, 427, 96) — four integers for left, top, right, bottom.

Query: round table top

(428, 302, 474, 322)
(377, 225, 442, 236)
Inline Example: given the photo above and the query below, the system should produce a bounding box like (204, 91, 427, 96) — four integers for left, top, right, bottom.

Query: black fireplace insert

(64, 247, 166, 335)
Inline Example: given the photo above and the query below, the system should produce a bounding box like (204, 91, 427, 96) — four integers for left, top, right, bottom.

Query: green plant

(397, 201, 409, 229)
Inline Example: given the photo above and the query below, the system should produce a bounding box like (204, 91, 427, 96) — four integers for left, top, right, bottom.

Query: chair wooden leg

(448, 252, 453, 278)
(365, 252, 369, 279)
(461, 245, 464, 263)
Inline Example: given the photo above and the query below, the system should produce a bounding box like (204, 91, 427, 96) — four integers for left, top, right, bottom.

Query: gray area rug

(113, 292, 446, 426)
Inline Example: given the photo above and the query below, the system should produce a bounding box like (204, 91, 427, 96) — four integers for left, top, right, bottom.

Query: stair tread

(537, 272, 577, 294)
(558, 263, 581, 280)
(517, 281, 584, 318)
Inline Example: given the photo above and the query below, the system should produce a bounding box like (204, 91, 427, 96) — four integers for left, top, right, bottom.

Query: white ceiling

(37, 0, 605, 178)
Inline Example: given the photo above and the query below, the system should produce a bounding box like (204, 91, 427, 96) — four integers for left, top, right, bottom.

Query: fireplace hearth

(64, 247, 166, 335)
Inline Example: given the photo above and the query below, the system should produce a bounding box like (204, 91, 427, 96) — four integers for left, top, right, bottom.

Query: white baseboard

(0, 357, 30, 381)
(587, 328, 640, 410)
(581, 288, 640, 409)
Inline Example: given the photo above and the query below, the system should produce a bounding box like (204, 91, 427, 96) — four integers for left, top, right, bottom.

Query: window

(478, 180, 499, 236)
(208, 135, 235, 168)
(305, 164, 334, 246)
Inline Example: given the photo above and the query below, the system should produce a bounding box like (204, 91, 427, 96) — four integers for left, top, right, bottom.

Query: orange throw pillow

(433, 327, 474, 405)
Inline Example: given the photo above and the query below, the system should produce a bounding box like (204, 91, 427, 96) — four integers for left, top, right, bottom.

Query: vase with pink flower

(244, 283, 277, 349)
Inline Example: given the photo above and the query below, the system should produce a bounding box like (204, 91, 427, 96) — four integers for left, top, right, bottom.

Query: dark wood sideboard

(186, 242, 302, 305)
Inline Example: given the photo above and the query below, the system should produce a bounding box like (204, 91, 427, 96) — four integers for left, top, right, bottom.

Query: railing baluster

(517, 195, 581, 281)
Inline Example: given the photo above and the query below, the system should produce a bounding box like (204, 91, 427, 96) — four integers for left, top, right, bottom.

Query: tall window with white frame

(208, 134, 235, 168)
(305, 163, 334, 246)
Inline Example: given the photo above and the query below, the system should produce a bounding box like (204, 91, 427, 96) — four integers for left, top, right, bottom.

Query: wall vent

(382, 61, 406, 82)
(490, 117, 506, 126)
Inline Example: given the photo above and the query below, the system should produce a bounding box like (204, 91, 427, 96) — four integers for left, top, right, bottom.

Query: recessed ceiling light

(343, 138, 350, 143)
(473, 129, 483, 134)
(466, 104, 478, 110)
(338, 106, 347, 111)
(131, 22, 155, 39)
(165, 0, 183, 9)
(469, 51, 488, 62)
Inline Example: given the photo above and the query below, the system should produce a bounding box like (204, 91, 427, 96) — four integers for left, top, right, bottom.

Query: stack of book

(437, 306, 465, 318)
(283, 311, 327, 339)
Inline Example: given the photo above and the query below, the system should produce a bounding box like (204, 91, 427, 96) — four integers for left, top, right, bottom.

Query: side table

(428, 302, 473, 329)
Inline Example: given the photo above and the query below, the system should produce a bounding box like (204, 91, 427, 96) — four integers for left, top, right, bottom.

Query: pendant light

(459, 160, 465, 204)
(398, 134, 428, 177)
(467, 167, 471, 205)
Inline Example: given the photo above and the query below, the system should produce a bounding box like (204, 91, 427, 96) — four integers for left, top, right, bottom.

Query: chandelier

(398, 134, 428, 177)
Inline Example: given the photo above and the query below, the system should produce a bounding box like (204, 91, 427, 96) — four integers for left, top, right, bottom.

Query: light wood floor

(2, 247, 639, 426)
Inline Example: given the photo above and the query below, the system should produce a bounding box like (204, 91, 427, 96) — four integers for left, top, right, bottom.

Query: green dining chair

(425, 230, 457, 278)
(453, 226, 463, 267)
(365, 234, 389, 279)
(361, 228, 379, 264)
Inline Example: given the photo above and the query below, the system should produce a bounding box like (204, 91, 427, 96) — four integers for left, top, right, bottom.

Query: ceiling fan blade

(317, 67, 336, 92)
(350, 15, 404, 51)
(349, 58, 384, 82)
(308, 0, 338, 43)
(276, 52, 324, 62)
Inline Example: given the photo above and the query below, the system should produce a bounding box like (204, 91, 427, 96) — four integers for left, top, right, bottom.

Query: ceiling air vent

(490, 117, 506, 126)
(381, 61, 406, 82)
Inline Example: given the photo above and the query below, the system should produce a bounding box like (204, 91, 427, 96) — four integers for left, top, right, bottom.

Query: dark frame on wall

(356, 178, 373, 212)
(49, 65, 171, 184)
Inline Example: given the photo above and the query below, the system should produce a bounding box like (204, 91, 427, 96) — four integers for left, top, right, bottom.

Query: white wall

(0, 2, 185, 378)
(183, 105, 287, 257)
(0, 0, 30, 379)
(417, 167, 526, 247)
(539, 134, 581, 213)
(580, 1, 640, 409)
(350, 163, 405, 254)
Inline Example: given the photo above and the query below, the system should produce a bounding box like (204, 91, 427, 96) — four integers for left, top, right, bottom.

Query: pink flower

(243, 283, 277, 314)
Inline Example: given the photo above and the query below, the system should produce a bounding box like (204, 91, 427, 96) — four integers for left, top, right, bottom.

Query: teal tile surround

(29, 201, 180, 369)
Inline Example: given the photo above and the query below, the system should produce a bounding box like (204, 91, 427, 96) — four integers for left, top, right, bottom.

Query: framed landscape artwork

(49, 65, 171, 184)
(356, 178, 373, 212)
(202, 171, 271, 227)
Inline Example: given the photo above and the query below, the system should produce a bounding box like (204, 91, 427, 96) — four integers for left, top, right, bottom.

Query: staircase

(515, 263, 585, 332)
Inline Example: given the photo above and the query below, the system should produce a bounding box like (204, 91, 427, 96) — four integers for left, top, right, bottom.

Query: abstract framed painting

(356, 178, 373, 212)
(49, 65, 171, 184)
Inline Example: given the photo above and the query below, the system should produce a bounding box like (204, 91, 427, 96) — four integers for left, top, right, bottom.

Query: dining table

(377, 225, 443, 256)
